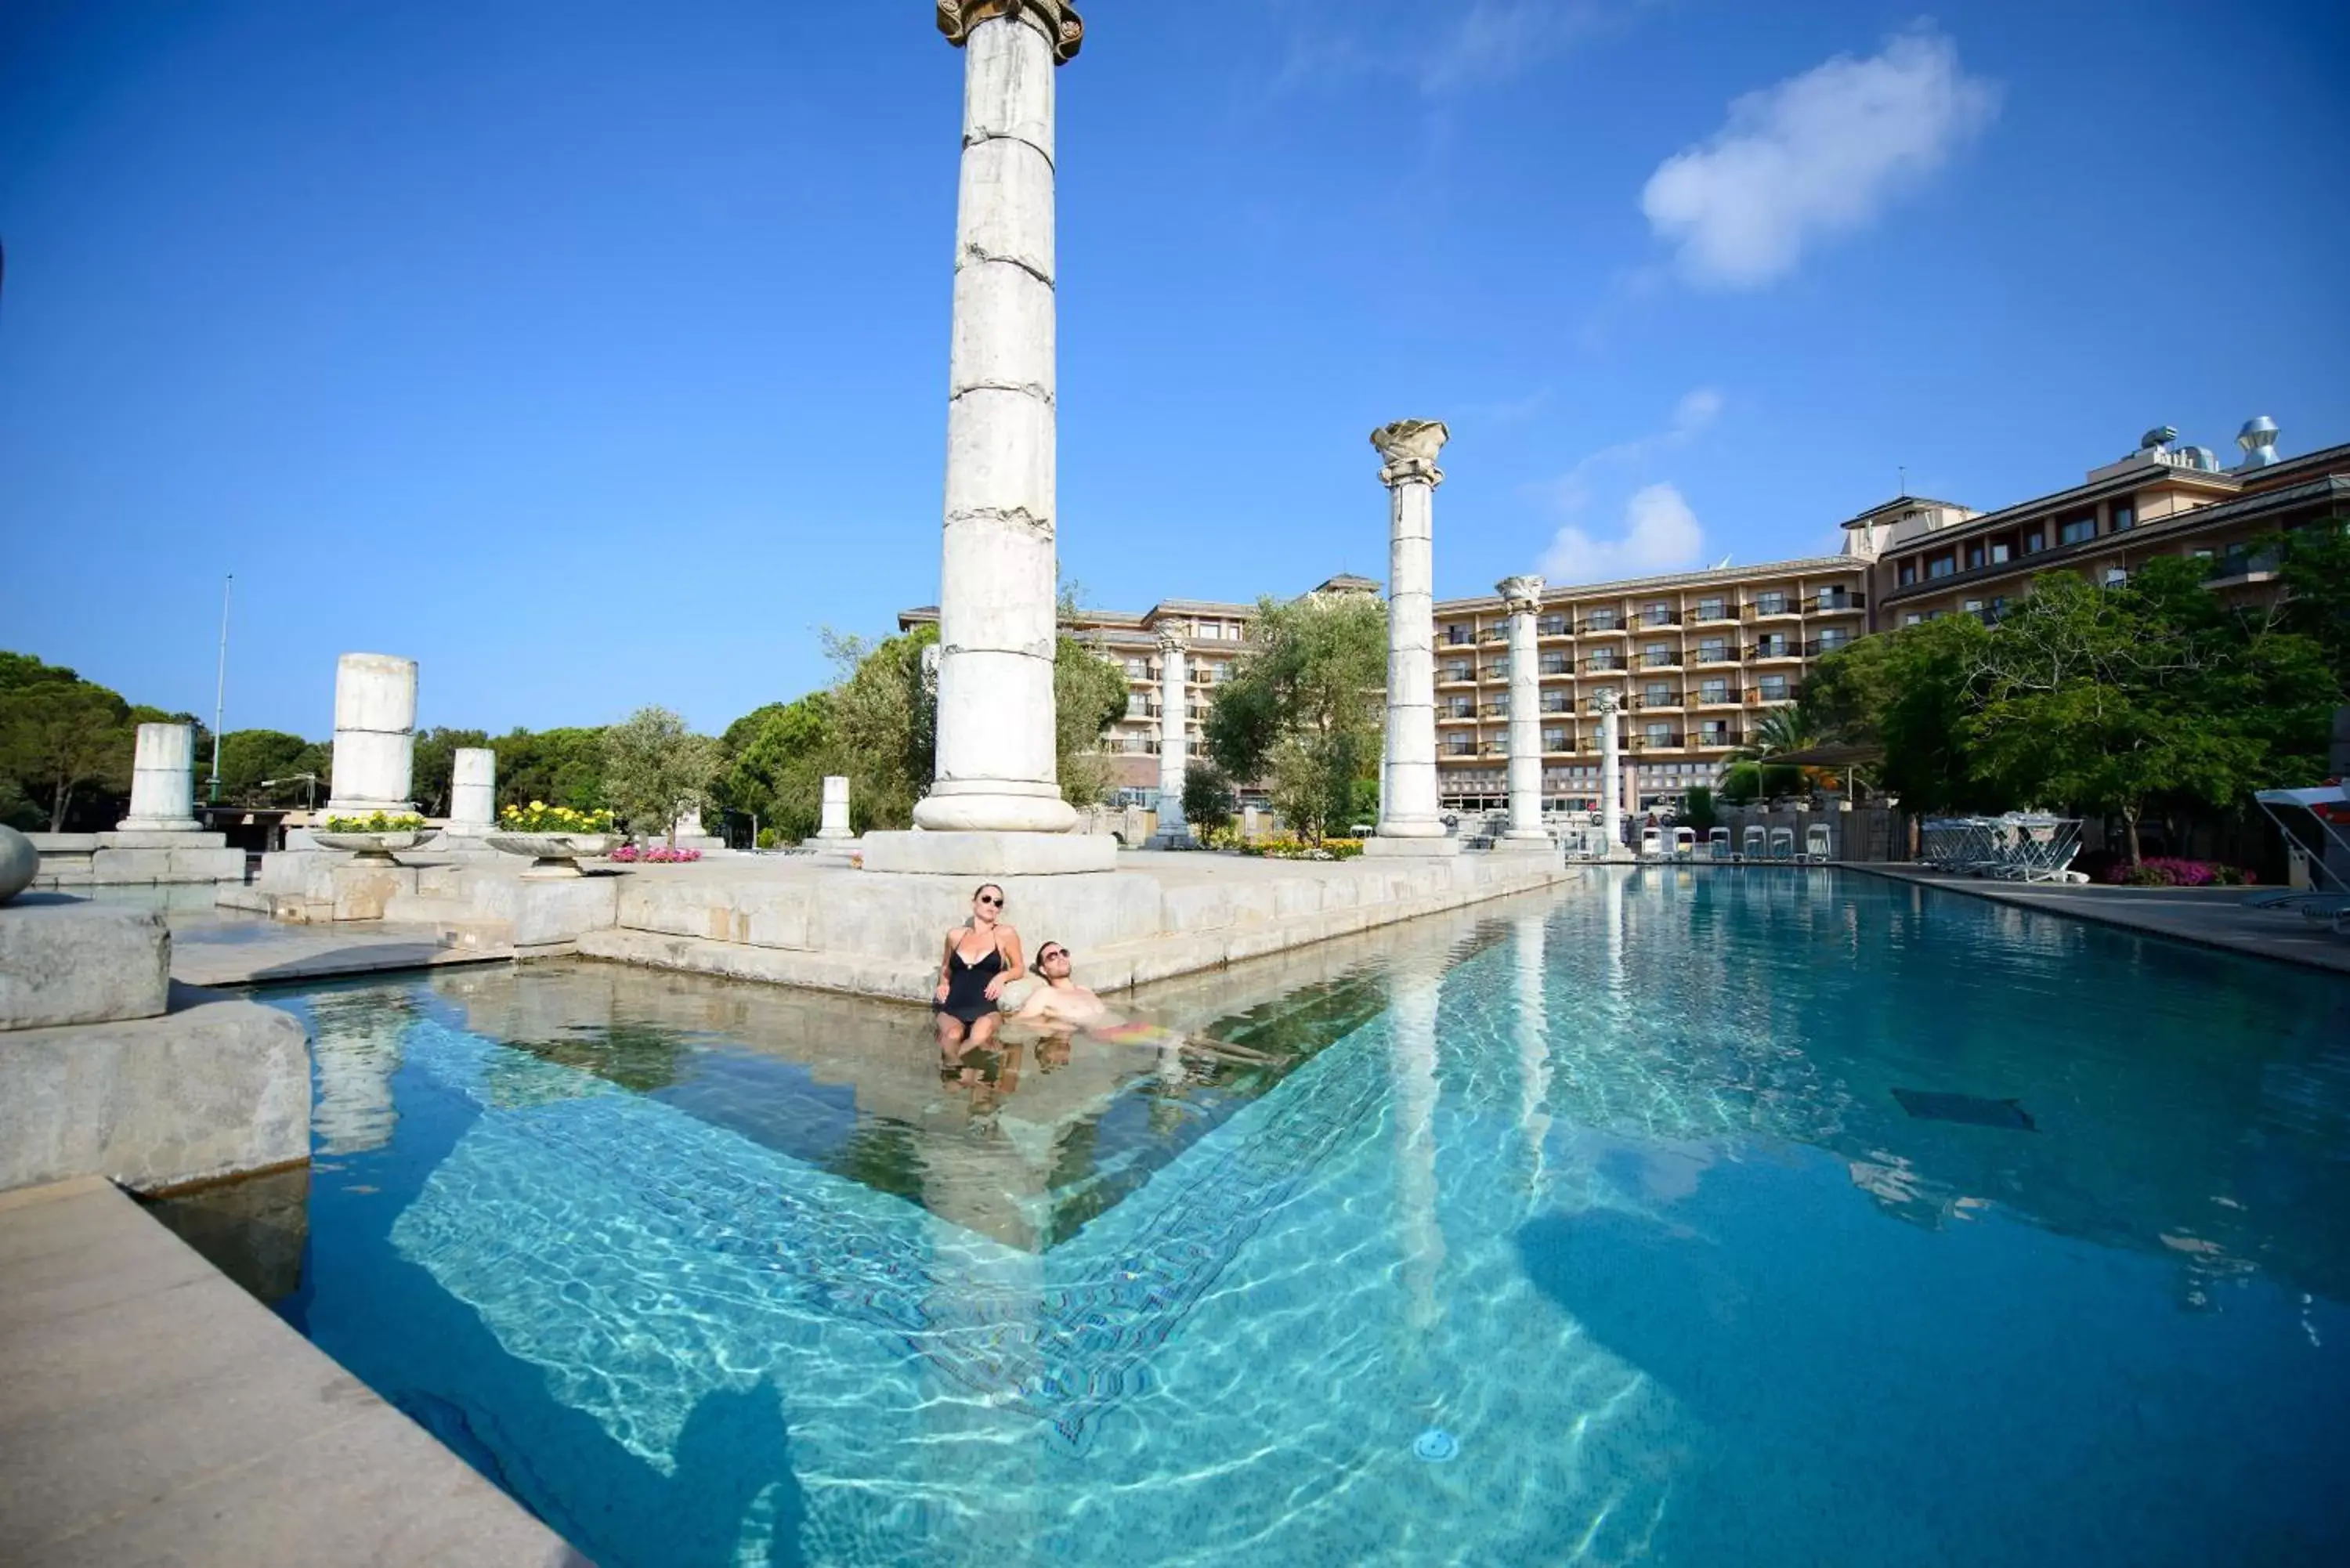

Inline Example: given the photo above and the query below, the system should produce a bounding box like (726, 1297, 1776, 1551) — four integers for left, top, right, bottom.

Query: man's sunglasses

(1039, 947, 1069, 963)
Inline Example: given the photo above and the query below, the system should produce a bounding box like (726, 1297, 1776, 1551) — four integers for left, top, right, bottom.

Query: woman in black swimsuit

(933, 883, 1023, 1059)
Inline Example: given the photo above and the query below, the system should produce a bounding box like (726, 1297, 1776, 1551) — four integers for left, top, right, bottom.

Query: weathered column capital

(1593, 687, 1622, 714)
(1498, 574, 1546, 615)
(1155, 625, 1188, 656)
(938, 0, 1084, 62)
(1372, 419, 1449, 489)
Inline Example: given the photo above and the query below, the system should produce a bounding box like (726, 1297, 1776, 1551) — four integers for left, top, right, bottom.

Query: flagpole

(210, 574, 232, 801)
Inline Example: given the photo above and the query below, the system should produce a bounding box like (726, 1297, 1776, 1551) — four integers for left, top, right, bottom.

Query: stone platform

(26, 830, 245, 890)
(0, 1177, 580, 1567)
(1, 898, 309, 1193)
(579, 845, 1574, 1002)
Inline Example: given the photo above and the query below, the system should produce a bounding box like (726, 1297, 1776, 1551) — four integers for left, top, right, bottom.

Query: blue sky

(4, 0, 2346, 737)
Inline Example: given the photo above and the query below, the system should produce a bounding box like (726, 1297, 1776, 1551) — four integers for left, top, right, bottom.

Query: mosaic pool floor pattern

(157, 871, 2350, 1566)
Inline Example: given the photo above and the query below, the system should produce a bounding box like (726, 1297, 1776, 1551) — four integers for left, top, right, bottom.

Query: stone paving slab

(0, 1177, 584, 1567)
(1851, 865, 2350, 976)
(168, 916, 513, 988)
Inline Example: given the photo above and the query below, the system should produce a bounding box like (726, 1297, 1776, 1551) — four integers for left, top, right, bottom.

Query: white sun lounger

(1803, 822, 1833, 863)
(1769, 827, 1796, 862)
(1708, 827, 1732, 862)
(1741, 826, 1766, 863)
(1638, 828, 1665, 861)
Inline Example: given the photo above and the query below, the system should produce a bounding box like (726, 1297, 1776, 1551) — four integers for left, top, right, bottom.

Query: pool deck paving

(0, 1176, 585, 1568)
(1849, 865, 2350, 977)
(167, 912, 513, 988)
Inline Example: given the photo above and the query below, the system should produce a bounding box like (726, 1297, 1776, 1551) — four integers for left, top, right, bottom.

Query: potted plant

(485, 803, 619, 880)
(313, 812, 439, 865)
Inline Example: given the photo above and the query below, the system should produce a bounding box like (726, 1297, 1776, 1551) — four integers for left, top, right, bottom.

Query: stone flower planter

(485, 833, 618, 880)
(313, 829, 441, 866)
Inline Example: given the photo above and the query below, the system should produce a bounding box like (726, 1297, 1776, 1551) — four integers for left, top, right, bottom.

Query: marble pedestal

(1361, 836, 1462, 858)
(857, 830, 1119, 876)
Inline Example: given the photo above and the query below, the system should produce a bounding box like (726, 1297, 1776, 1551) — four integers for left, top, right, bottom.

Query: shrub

(500, 802, 616, 834)
(2101, 857, 2254, 888)
(610, 844, 701, 864)
(322, 812, 426, 833)
(1236, 835, 1364, 862)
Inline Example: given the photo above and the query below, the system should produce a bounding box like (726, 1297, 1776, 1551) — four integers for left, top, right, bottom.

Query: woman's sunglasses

(977, 894, 1003, 907)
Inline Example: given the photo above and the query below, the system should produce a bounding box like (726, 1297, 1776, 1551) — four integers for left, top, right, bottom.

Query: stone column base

(858, 830, 1119, 876)
(99, 829, 228, 850)
(1363, 836, 1462, 858)
(112, 818, 202, 835)
(1490, 836, 1558, 854)
(1143, 829, 1196, 851)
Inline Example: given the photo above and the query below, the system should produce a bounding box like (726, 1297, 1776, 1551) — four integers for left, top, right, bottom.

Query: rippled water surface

(154, 870, 2350, 1566)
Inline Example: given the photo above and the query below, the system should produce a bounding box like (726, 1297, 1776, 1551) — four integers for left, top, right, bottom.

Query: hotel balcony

(1637, 652, 1682, 669)
(1579, 656, 1628, 674)
(1539, 701, 1574, 717)
(1438, 667, 1477, 686)
(1630, 732, 1687, 752)
(1538, 659, 1572, 677)
(1442, 742, 1477, 758)
(1744, 688, 1791, 707)
(1578, 616, 1631, 636)
(1741, 600, 1804, 622)
(1542, 740, 1577, 757)
(1536, 618, 1571, 638)
(1441, 628, 1477, 647)
(1690, 604, 1739, 625)
(1440, 706, 1477, 724)
(1693, 728, 1744, 750)
(1690, 687, 1744, 707)
(1580, 695, 1622, 714)
(1745, 643, 1803, 662)
(1632, 693, 1684, 711)
(1479, 702, 1509, 718)
(1809, 591, 1867, 614)
(1688, 647, 1741, 668)
(1802, 638, 1857, 659)
(1636, 609, 1681, 627)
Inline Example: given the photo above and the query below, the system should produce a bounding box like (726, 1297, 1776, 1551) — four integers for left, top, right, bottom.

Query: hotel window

(1990, 542, 2012, 563)
(1543, 728, 1567, 752)
(2059, 515, 2097, 546)
(1538, 614, 1567, 636)
(2025, 529, 2046, 554)
(2103, 567, 2128, 587)
(1700, 677, 1730, 703)
(1642, 602, 1674, 625)
(1696, 596, 1726, 620)
(1697, 637, 1729, 662)
(1445, 659, 1473, 681)
(1585, 610, 1621, 631)
(1645, 722, 1671, 745)
(1701, 721, 1730, 743)
(1644, 681, 1672, 706)
(1817, 630, 1850, 653)
(1898, 563, 1918, 587)
(1126, 693, 1146, 717)
(1961, 598, 1984, 623)
(1755, 591, 1788, 615)
(1755, 635, 1791, 657)
(2111, 503, 2136, 533)
(1643, 641, 1672, 666)
(1966, 544, 1984, 569)
(1759, 675, 1790, 701)
(1928, 555, 1955, 580)
(1988, 596, 2010, 621)
(1903, 612, 1924, 627)
(1125, 658, 1147, 678)
(1444, 623, 1471, 645)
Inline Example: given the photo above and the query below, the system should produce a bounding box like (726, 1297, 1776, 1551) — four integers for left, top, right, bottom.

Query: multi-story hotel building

(901, 419, 2344, 817)
(1853, 421, 2348, 627)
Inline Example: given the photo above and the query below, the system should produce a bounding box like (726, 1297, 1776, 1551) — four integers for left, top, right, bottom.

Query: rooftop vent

(2236, 416, 2280, 469)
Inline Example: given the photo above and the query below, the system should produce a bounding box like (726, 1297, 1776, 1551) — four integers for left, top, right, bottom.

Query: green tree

(820, 625, 937, 831)
(1679, 784, 1720, 834)
(2274, 522, 2350, 695)
(0, 678, 133, 830)
(215, 729, 331, 807)
(1801, 616, 1994, 812)
(1054, 634, 1129, 808)
(412, 727, 490, 817)
(602, 707, 725, 845)
(494, 727, 609, 811)
(716, 693, 836, 844)
(1181, 761, 1236, 838)
(1203, 591, 1386, 841)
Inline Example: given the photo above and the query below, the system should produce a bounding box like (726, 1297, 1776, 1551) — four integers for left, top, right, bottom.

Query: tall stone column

(1367, 419, 1458, 857)
(118, 723, 200, 832)
(1596, 688, 1622, 858)
(1498, 575, 1547, 842)
(1145, 628, 1193, 849)
(324, 653, 418, 817)
(913, 0, 1085, 837)
(815, 776, 855, 840)
(448, 747, 496, 836)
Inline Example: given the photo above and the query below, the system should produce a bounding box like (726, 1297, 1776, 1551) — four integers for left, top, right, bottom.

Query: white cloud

(1542, 482, 1705, 583)
(1541, 385, 1722, 513)
(1640, 28, 1999, 289)
(1423, 1, 1611, 92)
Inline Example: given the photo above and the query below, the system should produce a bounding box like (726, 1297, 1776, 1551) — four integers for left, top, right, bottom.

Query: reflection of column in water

(1513, 909, 1552, 1202)
(1390, 970, 1445, 1338)
(311, 995, 409, 1155)
(1603, 866, 1628, 999)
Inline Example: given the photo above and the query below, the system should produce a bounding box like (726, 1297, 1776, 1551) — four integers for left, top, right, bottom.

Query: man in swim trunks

(1014, 941, 1108, 1028)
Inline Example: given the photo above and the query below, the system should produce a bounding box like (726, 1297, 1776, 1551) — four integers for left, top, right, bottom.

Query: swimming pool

(154, 869, 2350, 1566)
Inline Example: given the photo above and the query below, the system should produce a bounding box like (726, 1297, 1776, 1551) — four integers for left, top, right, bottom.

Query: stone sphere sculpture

(0, 825, 36, 905)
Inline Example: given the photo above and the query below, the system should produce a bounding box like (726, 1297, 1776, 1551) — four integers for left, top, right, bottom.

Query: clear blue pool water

(155, 870, 2350, 1566)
